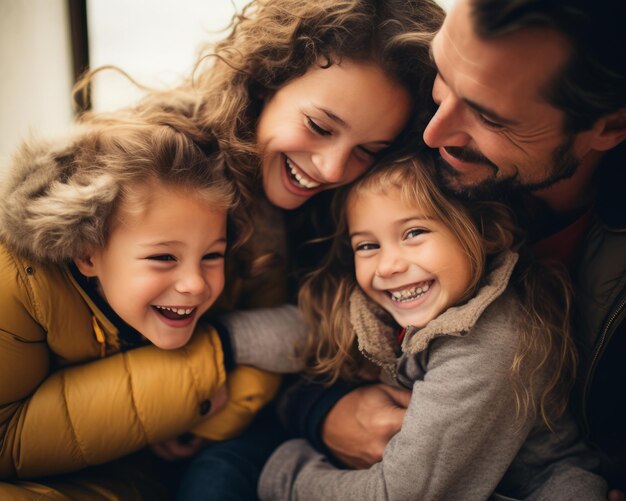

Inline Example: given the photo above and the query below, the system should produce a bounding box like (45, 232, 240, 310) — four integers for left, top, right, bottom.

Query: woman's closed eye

(306, 117, 331, 136)
(355, 145, 378, 160)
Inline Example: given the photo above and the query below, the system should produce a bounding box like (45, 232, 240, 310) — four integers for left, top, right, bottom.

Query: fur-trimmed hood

(0, 128, 119, 263)
(349, 250, 519, 375)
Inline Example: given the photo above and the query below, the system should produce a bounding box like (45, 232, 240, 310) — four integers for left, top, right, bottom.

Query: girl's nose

(376, 249, 409, 278)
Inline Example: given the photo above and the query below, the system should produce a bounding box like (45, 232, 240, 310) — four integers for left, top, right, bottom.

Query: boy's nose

(175, 269, 207, 295)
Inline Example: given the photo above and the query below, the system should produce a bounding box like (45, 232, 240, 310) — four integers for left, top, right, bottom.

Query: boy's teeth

(390, 283, 430, 302)
(286, 158, 321, 189)
(155, 306, 194, 315)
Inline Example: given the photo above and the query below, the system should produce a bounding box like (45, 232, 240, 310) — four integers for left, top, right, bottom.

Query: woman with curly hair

(133, 0, 445, 306)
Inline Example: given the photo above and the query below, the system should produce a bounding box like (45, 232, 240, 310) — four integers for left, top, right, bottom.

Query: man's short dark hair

(471, 0, 626, 133)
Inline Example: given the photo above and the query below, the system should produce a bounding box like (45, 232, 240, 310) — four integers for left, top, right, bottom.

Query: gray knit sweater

(259, 251, 607, 500)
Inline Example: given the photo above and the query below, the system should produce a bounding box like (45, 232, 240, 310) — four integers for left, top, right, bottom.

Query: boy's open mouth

(152, 305, 196, 320)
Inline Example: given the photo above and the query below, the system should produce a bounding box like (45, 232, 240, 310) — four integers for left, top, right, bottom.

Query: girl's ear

(73, 254, 98, 277)
(589, 108, 626, 151)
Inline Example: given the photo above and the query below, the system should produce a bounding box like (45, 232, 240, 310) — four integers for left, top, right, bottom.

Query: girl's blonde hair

(0, 109, 237, 264)
(299, 156, 577, 427)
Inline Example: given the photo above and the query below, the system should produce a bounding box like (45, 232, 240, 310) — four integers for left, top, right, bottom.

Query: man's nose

(423, 75, 471, 148)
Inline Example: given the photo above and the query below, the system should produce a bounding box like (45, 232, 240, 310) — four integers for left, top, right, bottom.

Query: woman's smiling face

(256, 60, 412, 209)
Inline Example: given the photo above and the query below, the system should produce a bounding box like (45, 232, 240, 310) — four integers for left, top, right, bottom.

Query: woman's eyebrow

(314, 106, 347, 128)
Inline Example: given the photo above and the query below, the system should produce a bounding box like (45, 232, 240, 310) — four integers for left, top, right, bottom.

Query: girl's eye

(307, 117, 331, 136)
(478, 113, 504, 130)
(404, 228, 428, 240)
(355, 242, 379, 252)
(203, 252, 225, 261)
(147, 254, 176, 262)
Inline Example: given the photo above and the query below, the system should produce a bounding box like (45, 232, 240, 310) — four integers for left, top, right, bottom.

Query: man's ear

(590, 109, 626, 151)
(73, 254, 98, 277)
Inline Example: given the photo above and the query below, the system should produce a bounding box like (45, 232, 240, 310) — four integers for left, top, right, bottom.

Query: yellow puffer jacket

(0, 243, 280, 481)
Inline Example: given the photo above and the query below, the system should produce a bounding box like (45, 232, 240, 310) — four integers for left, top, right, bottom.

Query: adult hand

(150, 384, 228, 461)
(321, 383, 411, 469)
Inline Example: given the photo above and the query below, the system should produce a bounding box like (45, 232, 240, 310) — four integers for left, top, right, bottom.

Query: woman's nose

(311, 145, 351, 184)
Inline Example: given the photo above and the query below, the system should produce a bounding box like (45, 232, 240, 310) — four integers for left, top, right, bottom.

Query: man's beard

(435, 136, 580, 201)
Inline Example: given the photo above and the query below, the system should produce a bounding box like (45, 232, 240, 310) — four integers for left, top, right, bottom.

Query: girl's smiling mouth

(386, 280, 433, 304)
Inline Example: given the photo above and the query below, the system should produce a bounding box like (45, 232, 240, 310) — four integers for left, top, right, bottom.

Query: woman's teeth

(389, 282, 431, 302)
(286, 157, 321, 189)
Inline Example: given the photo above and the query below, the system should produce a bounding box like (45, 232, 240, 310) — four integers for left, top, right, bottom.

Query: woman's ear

(73, 254, 98, 277)
(589, 108, 626, 151)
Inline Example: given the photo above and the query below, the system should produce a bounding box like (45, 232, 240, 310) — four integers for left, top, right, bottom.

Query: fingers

(150, 435, 204, 461)
(206, 384, 229, 417)
(321, 384, 411, 469)
(377, 383, 412, 408)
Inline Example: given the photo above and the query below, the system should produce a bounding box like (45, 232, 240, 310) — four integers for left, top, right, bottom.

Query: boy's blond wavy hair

(0, 109, 237, 264)
(299, 156, 577, 428)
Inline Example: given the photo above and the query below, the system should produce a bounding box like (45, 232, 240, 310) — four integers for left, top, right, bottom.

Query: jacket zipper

(92, 316, 107, 358)
(580, 292, 626, 434)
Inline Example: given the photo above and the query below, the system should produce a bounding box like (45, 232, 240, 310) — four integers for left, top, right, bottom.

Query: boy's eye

(203, 252, 225, 261)
(307, 117, 331, 136)
(147, 254, 176, 261)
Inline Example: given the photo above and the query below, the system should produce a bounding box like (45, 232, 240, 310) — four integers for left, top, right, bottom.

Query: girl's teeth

(390, 283, 431, 302)
(286, 158, 321, 189)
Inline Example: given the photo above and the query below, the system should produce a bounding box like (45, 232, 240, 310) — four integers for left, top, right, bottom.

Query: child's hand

(150, 433, 205, 461)
(150, 384, 229, 461)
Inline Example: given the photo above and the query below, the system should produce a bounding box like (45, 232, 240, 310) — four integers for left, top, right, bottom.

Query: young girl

(0, 111, 302, 498)
(258, 157, 608, 500)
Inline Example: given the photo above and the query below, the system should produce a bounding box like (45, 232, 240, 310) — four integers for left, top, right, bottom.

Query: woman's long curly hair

(186, 0, 444, 207)
(299, 155, 577, 428)
(76, 0, 444, 287)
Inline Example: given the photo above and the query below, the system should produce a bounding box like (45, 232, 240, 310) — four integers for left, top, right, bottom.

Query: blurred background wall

(0, 0, 455, 172)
